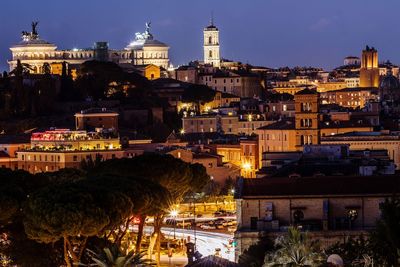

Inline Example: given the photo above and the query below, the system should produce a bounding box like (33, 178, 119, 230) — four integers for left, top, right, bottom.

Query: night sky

(1, 0, 400, 71)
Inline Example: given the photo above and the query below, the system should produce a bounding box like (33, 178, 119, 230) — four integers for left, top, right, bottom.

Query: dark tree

(23, 183, 110, 267)
(238, 233, 274, 267)
(369, 197, 400, 266)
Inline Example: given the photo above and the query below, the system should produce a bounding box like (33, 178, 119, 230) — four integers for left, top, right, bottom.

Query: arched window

(209, 36, 212, 44)
(209, 50, 213, 58)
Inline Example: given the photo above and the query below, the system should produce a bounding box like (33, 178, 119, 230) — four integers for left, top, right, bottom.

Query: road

(138, 226, 235, 262)
(162, 227, 235, 261)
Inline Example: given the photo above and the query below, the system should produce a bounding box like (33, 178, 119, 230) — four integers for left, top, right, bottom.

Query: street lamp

(170, 209, 178, 239)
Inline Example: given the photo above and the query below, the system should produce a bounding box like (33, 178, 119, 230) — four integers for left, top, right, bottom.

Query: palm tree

(85, 245, 154, 267)
(263, 227, 325, 267)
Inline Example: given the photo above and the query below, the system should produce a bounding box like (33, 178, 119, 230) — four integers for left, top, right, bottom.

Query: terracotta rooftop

(237, 175, 400, 198)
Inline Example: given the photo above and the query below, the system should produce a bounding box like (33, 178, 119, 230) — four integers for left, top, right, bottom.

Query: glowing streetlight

(170, 210, 178, 217)
(242, 162, 251, 170)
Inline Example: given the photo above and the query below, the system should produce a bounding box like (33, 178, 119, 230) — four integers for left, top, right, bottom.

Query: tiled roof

(294, 88, 318, 95)
(257, 118, 295, 130)
(326, 87, 378, 93)
(238, 175, 400, 198)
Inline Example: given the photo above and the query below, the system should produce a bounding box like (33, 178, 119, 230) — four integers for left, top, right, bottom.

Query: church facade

(8, 22, 170, 74)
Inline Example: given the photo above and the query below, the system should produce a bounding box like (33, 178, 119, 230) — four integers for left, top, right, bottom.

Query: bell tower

(360, 45, 379, 88)
(294, 88, 320, 150)
(203, 16, 220, 68)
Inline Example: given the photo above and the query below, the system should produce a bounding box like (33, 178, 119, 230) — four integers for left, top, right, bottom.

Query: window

(250, 217, 258, 230)
(293, 210, 304, 223)
(347, 209, 358, 221)
(73, 155, 78, 162)
(208, 36, 212, 44)
(209, 50, 213, 58)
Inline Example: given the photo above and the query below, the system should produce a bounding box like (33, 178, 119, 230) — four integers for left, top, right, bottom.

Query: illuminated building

(359, 46, 379, 88)
(8, 22, 170, 73)
(212, 137, 259, 179)
(294, 88, 320, 148)
(344, 56, 360, 66)
(182, 113, 270, 136)
(125, 22, 169, 69)
(239, 138, 259, 178)
(177, 91, 240, 114)
(203, 18, 221, 67)
(321, 131, 400, 170)
(174, 66, 198, 84)
(0, 134, 31, 170)
(344, 77, 360, 88)
(129, 64, 161, 80)
(17, 129, 122, 173)
(182, 114, 239, 134)
(234, 175, 400, 260)
(257, 88, 373, 166)
(199, 71, 263, 98)
(75, 108, 119, 132)
(167, 148, 239, 184)
(320, 87, 378, 108)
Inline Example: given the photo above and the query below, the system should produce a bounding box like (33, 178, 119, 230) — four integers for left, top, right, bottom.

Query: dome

(380, 73, 400, 102)
(126, 38, 168, 50)
(125, 23, 168, 50)
(380, 74, 400, 90)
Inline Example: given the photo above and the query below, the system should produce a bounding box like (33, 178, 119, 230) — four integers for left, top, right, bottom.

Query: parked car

(176, 221, 192, 228)
(200, 224, 216, 230)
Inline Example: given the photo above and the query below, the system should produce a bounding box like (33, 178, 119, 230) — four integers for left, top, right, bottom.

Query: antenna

(210, 11, 214, 26)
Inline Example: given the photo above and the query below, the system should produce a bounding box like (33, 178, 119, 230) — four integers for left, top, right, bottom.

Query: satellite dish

(327, 254, 344, 267)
